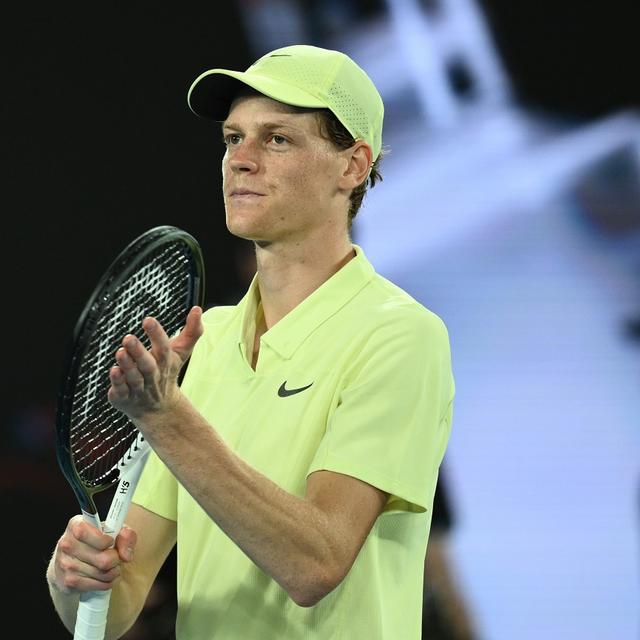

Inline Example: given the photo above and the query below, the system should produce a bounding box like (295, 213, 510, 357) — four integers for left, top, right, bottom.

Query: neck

(254, 233, 355, 330)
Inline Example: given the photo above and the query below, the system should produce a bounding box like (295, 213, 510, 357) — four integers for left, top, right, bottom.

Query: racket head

(55, 225, 205, 515)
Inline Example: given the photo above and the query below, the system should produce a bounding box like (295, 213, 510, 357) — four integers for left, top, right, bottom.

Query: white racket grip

(74, 590, 112, 640)
(74, 447, 151, 640)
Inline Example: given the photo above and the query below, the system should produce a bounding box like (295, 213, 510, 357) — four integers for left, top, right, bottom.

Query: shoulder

(353, 271, 450, 342)
(329, 272, 452, 388)
(349, 245, 444, 330)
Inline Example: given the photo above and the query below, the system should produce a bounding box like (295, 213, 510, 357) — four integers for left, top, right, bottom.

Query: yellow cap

(187, 44, 384, 160)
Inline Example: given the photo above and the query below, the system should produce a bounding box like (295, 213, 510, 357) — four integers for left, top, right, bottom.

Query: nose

(227, 139, 259, 174)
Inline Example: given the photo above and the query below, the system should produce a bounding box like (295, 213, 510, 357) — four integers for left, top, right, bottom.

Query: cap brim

(187, 69, 327, 120)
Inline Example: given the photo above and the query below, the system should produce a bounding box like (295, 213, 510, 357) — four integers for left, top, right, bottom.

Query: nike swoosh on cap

(278, 381, 313, 397)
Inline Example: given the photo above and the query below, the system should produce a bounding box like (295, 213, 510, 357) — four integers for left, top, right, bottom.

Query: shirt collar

(236, 244, 375, 360)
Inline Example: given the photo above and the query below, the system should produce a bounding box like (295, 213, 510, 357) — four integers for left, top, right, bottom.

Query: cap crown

(248, 45, 383, 159)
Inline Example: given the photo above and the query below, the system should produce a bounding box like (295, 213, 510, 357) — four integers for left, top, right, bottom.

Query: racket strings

(70, 241, 196, 488)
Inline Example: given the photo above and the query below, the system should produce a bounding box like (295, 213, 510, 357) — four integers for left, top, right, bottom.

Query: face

(221, 95, 348, 245)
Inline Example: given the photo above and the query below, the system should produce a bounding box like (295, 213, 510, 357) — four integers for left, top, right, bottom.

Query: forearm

(137, 396, 345, 606)
(46, 556, 80, 635)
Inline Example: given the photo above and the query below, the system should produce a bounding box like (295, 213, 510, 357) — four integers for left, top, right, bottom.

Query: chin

(226, 216, 267, 243)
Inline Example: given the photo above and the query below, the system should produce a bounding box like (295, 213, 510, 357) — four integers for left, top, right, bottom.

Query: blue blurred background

(4, 1, 638, 638)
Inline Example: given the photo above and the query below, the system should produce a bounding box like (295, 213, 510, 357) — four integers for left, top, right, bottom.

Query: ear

(338, 141, 373, 191)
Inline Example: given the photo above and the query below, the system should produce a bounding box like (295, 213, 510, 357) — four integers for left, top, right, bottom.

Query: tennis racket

(55, 225, 205, 640)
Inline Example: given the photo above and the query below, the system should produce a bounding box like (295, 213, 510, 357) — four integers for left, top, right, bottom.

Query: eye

(269, 134, 288, 146)
(223, 133, 242, 146)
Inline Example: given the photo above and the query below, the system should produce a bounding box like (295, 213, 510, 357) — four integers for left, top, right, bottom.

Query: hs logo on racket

(119, 480, 131, 495)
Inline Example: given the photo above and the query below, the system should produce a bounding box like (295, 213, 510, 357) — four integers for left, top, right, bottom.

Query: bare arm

(47, 504, 176, 640)
(108, 308, 389, 606)
(118, 393, 387, 606)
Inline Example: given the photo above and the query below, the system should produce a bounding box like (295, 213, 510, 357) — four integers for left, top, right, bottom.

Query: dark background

(4, 4, 253, 418)
(1, 1, 637, 636)
(2, 4, 252, 634)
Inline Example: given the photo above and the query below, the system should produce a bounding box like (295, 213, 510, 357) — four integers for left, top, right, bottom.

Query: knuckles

(63, 573, 82, 591)
(68, 516, 87, 539)
(58, 554, 76, 574)
(57, 535, 75, 555)
(94, 553, 118, 573)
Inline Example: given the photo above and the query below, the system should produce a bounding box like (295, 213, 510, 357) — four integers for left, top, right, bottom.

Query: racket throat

(81, 509, 103, 532)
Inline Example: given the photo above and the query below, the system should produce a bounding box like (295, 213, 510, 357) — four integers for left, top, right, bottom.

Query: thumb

(172, 306, 204, 362)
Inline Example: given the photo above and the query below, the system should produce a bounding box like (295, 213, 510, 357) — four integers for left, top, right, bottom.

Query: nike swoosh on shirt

(277, 381, 314, 397)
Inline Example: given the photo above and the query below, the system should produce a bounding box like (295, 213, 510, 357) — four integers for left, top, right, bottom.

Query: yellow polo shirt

(132, 244, 455, 639)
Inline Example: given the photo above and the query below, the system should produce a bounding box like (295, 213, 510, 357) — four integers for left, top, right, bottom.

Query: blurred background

(3, 1, 638, 638)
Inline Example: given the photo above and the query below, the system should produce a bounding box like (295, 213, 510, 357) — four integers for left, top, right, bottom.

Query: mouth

(228, 189, 265, 197)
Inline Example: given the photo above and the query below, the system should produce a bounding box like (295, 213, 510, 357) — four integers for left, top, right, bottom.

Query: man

(47, 45, 455, 639)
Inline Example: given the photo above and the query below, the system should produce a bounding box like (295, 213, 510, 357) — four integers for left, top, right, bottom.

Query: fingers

(114, 347, 145, 390)
(108, 309, 203, 410)
(67, 515, 113, 549)
(57, 551, 122, 592)
(53, 516, 129, 593)
(115, 308, 202, 374)
(108, 363, 130, 400)
(111, 329, 161, 393)
(142, 317, 173, 365)
(123, 330, 163, 375)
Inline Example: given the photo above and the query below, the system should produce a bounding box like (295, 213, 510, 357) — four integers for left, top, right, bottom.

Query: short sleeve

(307, 308, 454, 512)
(131, 449, 179, 521)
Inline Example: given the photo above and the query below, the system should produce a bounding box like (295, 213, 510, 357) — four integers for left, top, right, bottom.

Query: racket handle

(72, 450, 150, 640)
(73, 511, 110, 640)
(74, 590, 112, 640)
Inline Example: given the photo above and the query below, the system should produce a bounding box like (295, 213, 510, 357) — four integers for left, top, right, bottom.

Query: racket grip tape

(74, 590, 112, 640)
(72, 511, 112, 640)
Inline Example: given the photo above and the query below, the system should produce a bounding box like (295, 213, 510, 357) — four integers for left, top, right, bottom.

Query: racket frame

(53, 225, 204, 640)
(55, 225, 203, 515)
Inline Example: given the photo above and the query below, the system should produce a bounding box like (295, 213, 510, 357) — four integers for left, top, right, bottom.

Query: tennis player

(47, 44, 455, 639)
